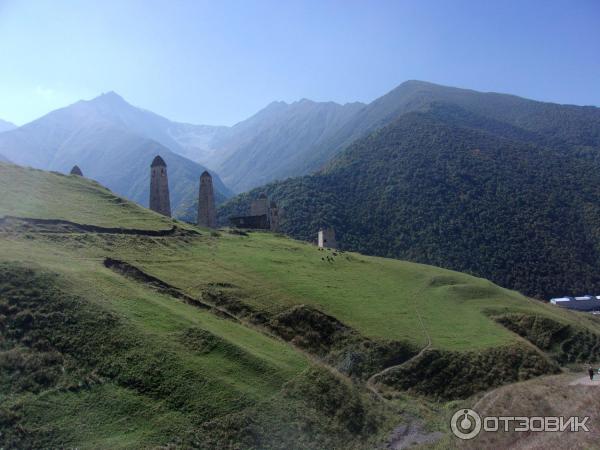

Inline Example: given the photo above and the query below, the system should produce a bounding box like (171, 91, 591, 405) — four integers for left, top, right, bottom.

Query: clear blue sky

(0, 0, 598, 126)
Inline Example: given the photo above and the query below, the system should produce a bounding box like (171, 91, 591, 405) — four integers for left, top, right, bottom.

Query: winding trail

(366, 285, 432, 402)
(363, 285, 441, 450)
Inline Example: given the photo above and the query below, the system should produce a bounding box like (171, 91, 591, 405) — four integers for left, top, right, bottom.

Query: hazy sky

(1, 0, 598, 126)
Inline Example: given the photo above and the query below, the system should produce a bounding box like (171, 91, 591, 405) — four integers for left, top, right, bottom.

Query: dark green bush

(377, 345, 559, 400)
(495, 313, 600, 364)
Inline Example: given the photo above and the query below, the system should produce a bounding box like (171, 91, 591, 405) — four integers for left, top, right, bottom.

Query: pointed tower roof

(200, 170, 212, 178)
(151, 155, 167, 167)
(70, 165, 83, 176)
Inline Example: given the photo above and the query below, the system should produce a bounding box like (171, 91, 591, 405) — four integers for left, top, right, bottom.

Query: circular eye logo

(451, 408, 482, 440)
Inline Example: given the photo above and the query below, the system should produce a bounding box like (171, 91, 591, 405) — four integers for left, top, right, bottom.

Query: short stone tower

(149, 155, 171, 217)
(70, 165, 83, 176)
(318, 228, 337, 249)
(197, 171, 216, 228)
(251, 193, 269, 216)
(269, 201, 280, 232)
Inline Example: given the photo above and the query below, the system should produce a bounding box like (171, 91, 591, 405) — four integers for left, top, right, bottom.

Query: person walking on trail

(588, 365, 595, 381)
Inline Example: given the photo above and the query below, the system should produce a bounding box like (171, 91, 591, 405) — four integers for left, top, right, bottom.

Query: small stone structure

(230, 192, 280, 230)
(250, 193, 269, 216)
(149, 155, 171, 217)
(70, 165, 83, 176)
(197, 171, 217, 228)
(318, 228, 337, 249)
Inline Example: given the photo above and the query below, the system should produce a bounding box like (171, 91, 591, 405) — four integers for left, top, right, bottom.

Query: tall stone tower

(70, 165, 83, 176)
(149, 155, 171, 217)
(197, 171, 216, 228)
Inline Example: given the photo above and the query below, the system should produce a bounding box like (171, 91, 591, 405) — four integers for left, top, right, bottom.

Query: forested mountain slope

(328, 80, 600, 153)
(220, 101, 600, 299)
(211, 81, 600, 194)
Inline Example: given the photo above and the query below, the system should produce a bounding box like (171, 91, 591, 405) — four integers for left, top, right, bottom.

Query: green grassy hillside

(3, 162, 600, 447)
(219, 104, 600, 299)
(219, 86, 600, 300)
(0, 163, 173, 230)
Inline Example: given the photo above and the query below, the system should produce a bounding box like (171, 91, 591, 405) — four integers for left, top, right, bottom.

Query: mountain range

(180, 79, 600, 194)
(0, 119, 16, 134)
(0, 90, 378, 210)
(209, 99, 366, 192)
(0, 119, 16, 162)
(4, 81, 600, 300)
(219, 81, 600, 299)
(0, 93, 232, 215)
(141, 97, 369, 193)
(212, 80, 600, 193)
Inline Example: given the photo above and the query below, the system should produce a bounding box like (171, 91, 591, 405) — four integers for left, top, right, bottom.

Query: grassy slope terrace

(0, 163, 174, 230)
(2, 163, 597, 352)
(2, 162, 600, 446)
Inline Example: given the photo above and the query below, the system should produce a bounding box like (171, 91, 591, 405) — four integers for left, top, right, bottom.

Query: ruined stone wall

(250, 195, 269, 217)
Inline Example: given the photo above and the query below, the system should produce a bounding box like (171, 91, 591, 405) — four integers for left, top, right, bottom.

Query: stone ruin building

(318, 227, 337, 249)
(197, 170, 216, 228)
(250, 193, 269, 216)
(149, 155, 171, 217)
(229, 193, 280, 231)
(70, 165, 83, 176)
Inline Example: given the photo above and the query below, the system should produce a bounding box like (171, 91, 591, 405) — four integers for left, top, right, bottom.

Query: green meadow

(2, 162, 600, 448)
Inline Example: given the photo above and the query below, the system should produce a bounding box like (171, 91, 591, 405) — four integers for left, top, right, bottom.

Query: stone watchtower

(149, 155, 171, 217)
(318, 227, 337, 249)
(197, 171, 216, 228)
(70, 165, 83, 176)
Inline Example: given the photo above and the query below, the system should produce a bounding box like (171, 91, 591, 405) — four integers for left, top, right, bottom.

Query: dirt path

(569, 375, 600, 386)
(364, 287, 441, 450)
(464, 373, 600, 449)
(384, 421, 444, 450)
(366, 286, 432, 401)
